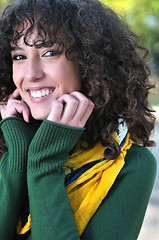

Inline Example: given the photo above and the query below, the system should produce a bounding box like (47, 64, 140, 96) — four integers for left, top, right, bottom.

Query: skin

(0, 30, 94, 128)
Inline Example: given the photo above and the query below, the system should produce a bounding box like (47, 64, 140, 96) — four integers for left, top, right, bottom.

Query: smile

(30, 89, 53, 98)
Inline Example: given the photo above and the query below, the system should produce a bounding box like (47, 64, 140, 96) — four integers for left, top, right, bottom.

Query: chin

(31, 111, 49, 120)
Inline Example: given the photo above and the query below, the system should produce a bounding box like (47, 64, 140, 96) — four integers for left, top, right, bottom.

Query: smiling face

(11, 30, 81, 120)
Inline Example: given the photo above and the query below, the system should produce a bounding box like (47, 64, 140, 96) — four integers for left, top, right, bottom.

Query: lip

(27, 86, 55, 91)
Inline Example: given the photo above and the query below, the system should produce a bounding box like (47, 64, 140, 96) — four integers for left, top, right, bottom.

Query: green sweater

(0, 117, 157, 240)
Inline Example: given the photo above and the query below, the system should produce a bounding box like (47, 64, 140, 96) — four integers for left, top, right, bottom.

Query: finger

(58, 94, 79, 123)
(14, 103, 30, 122)
(70, 92, 90, 120)
(47, 100, 64, 122)
(9, 89, 20, 100)
(80, 100, 94, 127)
(5, 99, 24, 112)
(20, 106, 30, 123)
(0, 105, 7, 119)
(5, 102, 30, 122)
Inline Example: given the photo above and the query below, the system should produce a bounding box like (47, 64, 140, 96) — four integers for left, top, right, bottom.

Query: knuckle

(71, 98, 78, 106)
(84, 98, 89, 105)
(80, 97, 89, 106)
(52, 100, 63, 107)
(60, 94, 67, 99)
(71, 91, 79, 95)
(8, 99, 18, 105)
(7, 99, 13, 104)
(89, 101, 95, 108)
(71, 91, 83, 99)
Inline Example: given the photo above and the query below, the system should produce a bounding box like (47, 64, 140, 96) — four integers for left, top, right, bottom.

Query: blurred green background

(101, 0, 159, 107)
(0, 0, 159, 239)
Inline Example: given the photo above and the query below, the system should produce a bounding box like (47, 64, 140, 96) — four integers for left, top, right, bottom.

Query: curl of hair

(0, 0, 156, 159)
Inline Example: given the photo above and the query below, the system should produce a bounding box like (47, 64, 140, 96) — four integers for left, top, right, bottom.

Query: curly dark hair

(0, 0, 156, 159)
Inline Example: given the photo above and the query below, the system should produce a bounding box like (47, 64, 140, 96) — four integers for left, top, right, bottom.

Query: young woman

(0, 0, 157, 239)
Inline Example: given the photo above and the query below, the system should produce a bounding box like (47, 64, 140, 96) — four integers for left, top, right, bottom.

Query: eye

(12, 54, 27, 61)
(42, 50, 60, 57)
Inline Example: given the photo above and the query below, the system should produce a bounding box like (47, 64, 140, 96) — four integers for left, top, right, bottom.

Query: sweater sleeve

(27, 119, 84, 240)
(0, 117, 40, 240)
(81, 144, 157, 240)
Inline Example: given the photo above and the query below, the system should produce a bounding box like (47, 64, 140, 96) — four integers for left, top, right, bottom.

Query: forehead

(11, 20, 66, 49)
(14, 31, 42, 47)
(12, 20, 43, 45)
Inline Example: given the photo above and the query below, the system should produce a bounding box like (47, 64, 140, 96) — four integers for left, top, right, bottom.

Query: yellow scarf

(17, 133, 132, 236)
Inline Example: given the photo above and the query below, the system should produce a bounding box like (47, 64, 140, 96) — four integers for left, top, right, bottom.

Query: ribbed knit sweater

(0, 117, 157, 240)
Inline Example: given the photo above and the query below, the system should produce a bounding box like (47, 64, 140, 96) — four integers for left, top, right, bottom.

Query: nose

(25, 57, 44, 82)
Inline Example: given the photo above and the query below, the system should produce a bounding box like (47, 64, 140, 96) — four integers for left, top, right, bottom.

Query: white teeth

(30, 89, 53, 98)
(31, 92, 37, 98)
(42, 90, 45, 97)
(37, 91, 42, 98)
(45, 89, 49, 96)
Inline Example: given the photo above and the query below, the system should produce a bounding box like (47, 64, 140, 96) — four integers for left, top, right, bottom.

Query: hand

(47, 91, 94, 128)
(0, 89, 30, 122)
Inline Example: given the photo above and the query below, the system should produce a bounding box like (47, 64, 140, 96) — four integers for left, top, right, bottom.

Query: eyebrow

(11, 46, 23, 52)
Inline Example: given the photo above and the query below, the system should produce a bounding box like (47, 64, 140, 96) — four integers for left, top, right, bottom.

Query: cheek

(12, 66, 18, 86)
(62, 62, 81, 90)
(12, 67, 22, 89)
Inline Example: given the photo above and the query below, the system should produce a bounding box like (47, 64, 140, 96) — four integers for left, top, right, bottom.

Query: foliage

(0, 0, 14, 11)
(102, 0, 159, 75)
